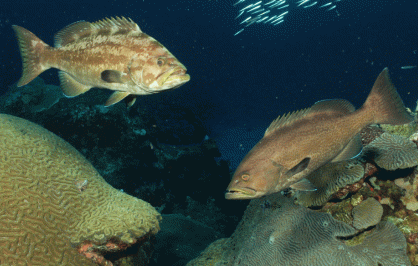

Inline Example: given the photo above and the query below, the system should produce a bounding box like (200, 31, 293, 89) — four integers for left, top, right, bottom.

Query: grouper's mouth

(158, 66, 190, 88)
(225, 187, 258, 200)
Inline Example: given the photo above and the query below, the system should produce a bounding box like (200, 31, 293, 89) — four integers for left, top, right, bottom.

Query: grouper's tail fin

(12, 25, 51, 87)
(361, 67, 413, 125)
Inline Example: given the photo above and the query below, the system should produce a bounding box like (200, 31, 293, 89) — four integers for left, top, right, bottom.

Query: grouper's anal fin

(59, 71, 91, 97)
(105, 91, 130, 106)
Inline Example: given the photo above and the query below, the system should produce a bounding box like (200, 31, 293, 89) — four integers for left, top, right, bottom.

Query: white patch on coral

(394, 171, 418, 211)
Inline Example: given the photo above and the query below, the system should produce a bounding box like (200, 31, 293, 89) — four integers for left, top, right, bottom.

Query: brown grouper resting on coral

(226, 68, 413, 200)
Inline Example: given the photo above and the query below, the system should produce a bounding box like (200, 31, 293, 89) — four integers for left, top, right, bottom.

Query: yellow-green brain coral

(0, 114, 161, 265)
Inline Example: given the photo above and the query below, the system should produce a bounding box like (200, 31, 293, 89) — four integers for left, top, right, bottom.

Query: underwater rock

(380, 119, 418, 138)
(394, 169, 418, 211)
(0, 77, 64, 115)
(364, 133, 418, 170)
(189, 193, 410, 266)
(186, 238, 230, 266)
(352, 197, 383, 230)
(295, 160, 364, 207)
(0, 114, 161, 265)
(360, 124, 385, 146)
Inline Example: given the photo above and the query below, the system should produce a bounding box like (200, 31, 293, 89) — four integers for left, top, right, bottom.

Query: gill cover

(128, 54, 149, 91)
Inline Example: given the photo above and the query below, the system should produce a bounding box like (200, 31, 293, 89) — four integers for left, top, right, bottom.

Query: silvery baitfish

(12, 17, 190, 107)
(226, 68, 413, 200)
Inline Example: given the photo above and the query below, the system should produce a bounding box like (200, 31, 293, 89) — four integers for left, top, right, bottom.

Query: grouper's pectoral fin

(331, 134, 363, 162)
(287, 158, 316, 191)
(59, 71, 91, 97)
(101, 70, 131, 84)
(124, 95, 137, 108)
(286, 157, 310, 177)
(105, 91, 131, 106)
(290, 178, 316, 191)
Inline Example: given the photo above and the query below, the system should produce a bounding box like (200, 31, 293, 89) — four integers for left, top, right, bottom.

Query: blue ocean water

(0, 0, 417, 168)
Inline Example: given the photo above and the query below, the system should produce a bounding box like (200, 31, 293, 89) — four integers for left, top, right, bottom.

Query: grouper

(12, 17, 190, 107)
(225, 68, 413, 200)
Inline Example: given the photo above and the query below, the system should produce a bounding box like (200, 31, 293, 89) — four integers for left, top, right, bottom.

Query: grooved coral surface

(215, 193, 410, 266)
(0, 114, 161, 265)
(352, 197, 383, 230)
(364, 133, 418, 170)
(295, 160, 364, 207)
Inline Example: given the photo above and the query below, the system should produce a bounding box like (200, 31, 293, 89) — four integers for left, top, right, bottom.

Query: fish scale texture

(0, 114, 161, 265)
(215, 193, 410, 266)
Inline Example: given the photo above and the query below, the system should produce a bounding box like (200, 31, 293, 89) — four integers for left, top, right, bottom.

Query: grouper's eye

(157, 57, 166, 66)
(241, 174, 250, 181)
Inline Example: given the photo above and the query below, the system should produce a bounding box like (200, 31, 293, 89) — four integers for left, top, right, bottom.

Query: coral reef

(359, 124, 384, 146)
(380, 121, 418, 138)
(0, 77, 244, 265)
(188, 110, 418, 266)
(0, 77, 64, 114)
(352, 197, 383, 229)
(188, 194, 410, 266)
(0, 114, 161, 265)
(394, 169, 418, 212)
(364, 133, 418, 170)
(295, 160, 364, 206)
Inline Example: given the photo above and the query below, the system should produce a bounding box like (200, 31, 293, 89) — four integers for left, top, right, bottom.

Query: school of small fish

(233, 0, 344, 36)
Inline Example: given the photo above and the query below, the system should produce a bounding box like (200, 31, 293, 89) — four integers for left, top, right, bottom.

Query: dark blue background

(0, 0, 417, 168)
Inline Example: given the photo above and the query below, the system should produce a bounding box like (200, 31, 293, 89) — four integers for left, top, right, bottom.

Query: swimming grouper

(12, 17, 190, 107)
(225, 68, 413, 200)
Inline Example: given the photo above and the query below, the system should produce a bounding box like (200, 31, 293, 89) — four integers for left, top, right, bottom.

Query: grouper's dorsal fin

(310, 99, 356, 115)
(264, 99, 355, 137)
(91, 17, 142, 35)
(264, 108, 310, 136)
(54, 21, 92, 47)
(54, 17, 142, 47)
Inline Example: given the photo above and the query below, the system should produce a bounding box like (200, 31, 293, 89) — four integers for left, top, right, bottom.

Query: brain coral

(212, 193, 410, 266)
(295, 160, 364, 207)
(352, 197, 384, 230)
(364, 132, 418, 170)
(0, 114, 161, 265)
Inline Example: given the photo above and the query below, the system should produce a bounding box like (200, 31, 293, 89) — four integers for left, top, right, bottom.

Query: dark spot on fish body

(101, 70, 124, 83)
(97, 28, 112, 36)
(114, 29, 130, 35)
